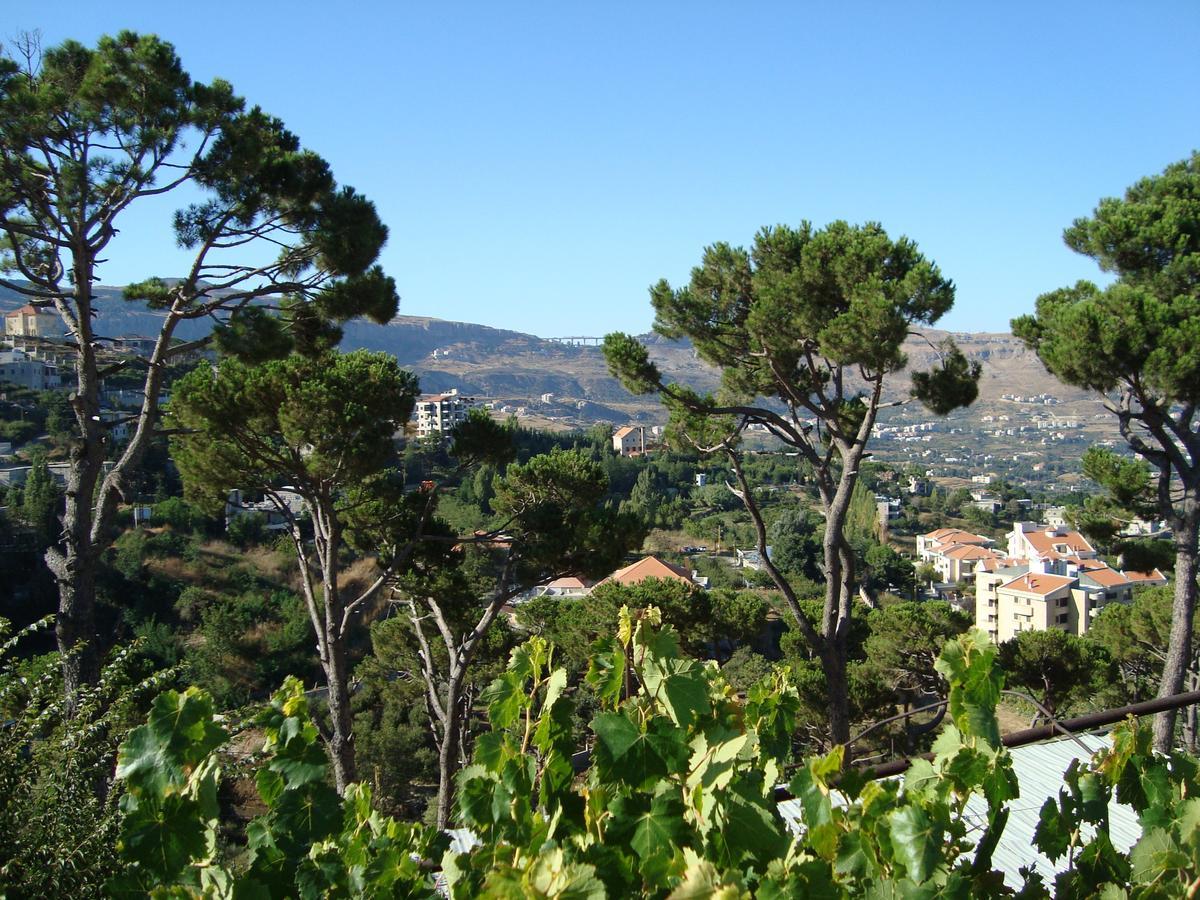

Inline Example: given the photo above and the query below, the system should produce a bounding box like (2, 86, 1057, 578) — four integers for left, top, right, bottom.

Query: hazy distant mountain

(0, 281, 1088, 411)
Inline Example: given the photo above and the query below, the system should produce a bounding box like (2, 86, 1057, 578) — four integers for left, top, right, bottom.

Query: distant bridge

(545, 336, 603, 346)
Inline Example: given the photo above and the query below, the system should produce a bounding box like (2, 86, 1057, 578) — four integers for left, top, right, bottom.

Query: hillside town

(1, 15, 1198, 899)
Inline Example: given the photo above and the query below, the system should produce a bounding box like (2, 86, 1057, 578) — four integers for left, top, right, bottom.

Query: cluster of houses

(0, 303, 182, 393)
(917, 522, 1167, 643)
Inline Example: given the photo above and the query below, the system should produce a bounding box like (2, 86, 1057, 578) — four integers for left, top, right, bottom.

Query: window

(1057, 613, 1068, 624)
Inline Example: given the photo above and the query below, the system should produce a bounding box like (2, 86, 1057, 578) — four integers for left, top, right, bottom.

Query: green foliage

(518, 581, 768, 681)
(605, 221, 978, 420)
(0, 417, 39, 446)
(491, 447, 646, 585)
(183, 588, 315, 708)
(1089, 586, 1199, 708)
(111, 619, 1200, 897)
(1013, 154, 1200, 751)
(111, 677, 444, 896)
(352, 653, 440, 818)
(860, 541, 917, 596)
(152, 496, 211, 534)
(844, 481, 881, 546)
(1034, 725, 1200, 897)
(450, 612, 802, 896)
(168, 350, 418, 518)
(226, 510, 269, 548)
(767, 508, 824, 581)
(0, 618, 173, 895)
(16, 454, 62, 547)
(720, 645, 775, 692)
(864, 601, 971, 695)
(999, 628, 1111, 718)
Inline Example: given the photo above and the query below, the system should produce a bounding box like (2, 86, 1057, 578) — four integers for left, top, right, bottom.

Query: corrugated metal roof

(963, 733, 1140, 889)
(777, 734, 1141, 890)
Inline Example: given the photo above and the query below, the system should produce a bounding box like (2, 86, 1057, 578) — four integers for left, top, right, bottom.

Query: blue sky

(11, 2, 1199, 337)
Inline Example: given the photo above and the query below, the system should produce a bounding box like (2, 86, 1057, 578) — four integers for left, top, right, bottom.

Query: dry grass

(996, 700, 1035, 735)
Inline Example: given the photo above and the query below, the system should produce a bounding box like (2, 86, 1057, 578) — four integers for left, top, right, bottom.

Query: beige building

(4, 304, 66, 339)
(612, 425, 647, 456)
(917, 528, 1001, 583)
(975, 557, 1168, 643)
(977, 570, 1078, 643)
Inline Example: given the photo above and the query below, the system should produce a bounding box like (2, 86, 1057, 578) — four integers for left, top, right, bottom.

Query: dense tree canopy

(605, 220, 980, 745)
(0, 32, 399, 706)
(1013, 152, 1200, 749)
(168, 350, 421, 791)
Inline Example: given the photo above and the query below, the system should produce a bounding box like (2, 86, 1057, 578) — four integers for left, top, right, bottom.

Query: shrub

(0, 618, 173, 895)
(226, 511, 269, 548)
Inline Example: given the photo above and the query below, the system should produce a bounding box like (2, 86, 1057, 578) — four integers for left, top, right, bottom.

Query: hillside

(0, 280, 1106, 430)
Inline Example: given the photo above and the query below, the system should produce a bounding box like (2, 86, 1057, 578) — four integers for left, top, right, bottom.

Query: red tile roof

(1019, 528, 1095, 559)
(1080, 567, 1131, 589)
(545, 576, 592, 590)
(1125, 568, 1168, 585)
(942, 544, 1002, 561)
(1000, 572, 1075, 596)
(925, 528, 991, 545)
(600, 555, 696, 587)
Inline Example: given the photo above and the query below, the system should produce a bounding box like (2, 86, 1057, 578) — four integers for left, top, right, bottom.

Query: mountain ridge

(0, 282, 1088, 415)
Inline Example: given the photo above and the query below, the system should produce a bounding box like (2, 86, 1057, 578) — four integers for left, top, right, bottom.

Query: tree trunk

(49, 267, 181, 712)
(50, 272, 105, 714)
(1184, 668, 1198, 754)
(53, 557, 99, 714)
(323, 639, 356, 794)
(434, 666, 466, 829)
(818, 523, 856, 747)
(1153, 507, 1199, 752)
(821, 640, 851, 748)
(315, 506, 358, 794)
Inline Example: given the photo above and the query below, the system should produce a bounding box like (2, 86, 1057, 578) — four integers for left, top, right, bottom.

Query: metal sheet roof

(963, 733, 1140, 889)
(777, 733, 1141, 890)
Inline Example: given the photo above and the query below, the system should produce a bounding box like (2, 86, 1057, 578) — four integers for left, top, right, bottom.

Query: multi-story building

(4, 304, 66, 340)
(1007, 521, 1096, 562)
(413, 389, 477, 438)
(917, 527, 1002, 583)
(612, 425, 646, 456)
(0, 349, 60, 390)
(975, 562, 1154, 643)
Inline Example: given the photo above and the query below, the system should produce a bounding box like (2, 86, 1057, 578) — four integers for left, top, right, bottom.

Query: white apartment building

(0, 349, 60, 390)
(1007, 521, 1096, 562)
(414, 389, 478, 438)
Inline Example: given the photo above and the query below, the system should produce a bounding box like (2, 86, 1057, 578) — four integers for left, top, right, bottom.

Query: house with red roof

(917, 528, 1000, 583)
(1007, 522, 1096, 563)
(597, 555, 701, 588)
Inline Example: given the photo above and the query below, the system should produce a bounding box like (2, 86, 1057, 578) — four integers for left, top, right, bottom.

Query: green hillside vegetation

(0, 30, 1197, 897)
